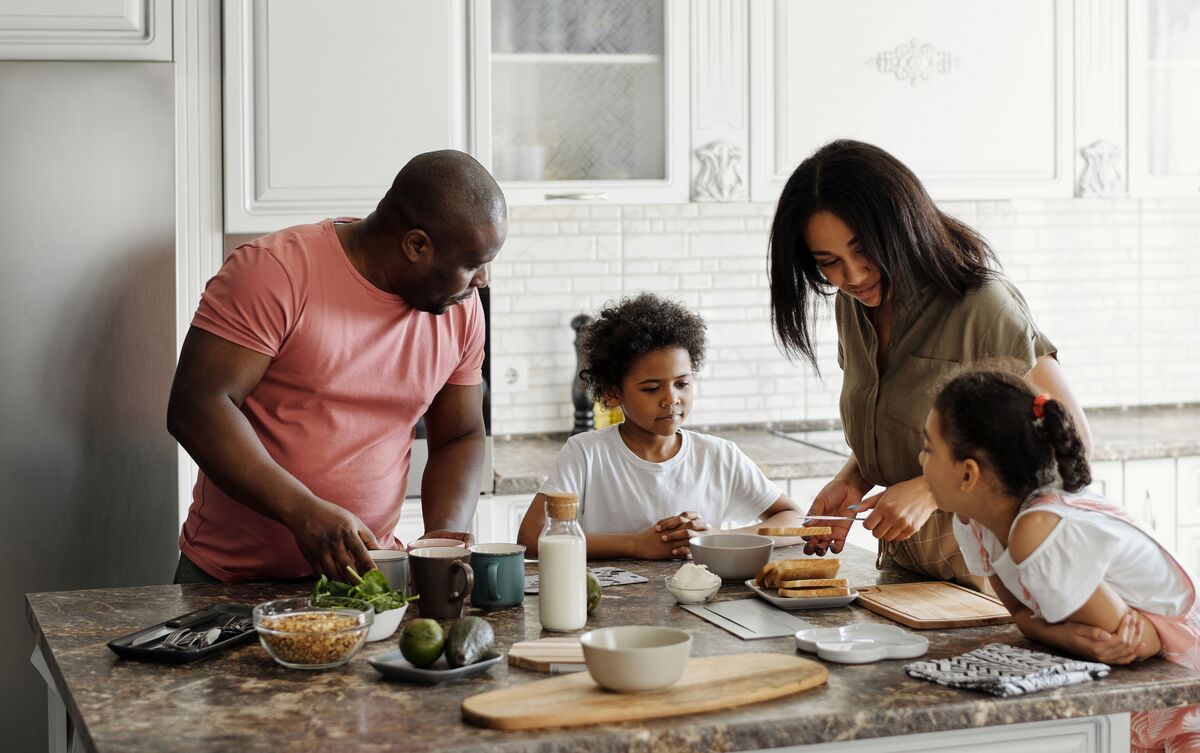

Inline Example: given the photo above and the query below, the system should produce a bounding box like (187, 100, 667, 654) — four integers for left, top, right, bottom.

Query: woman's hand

(860, 476, 938, 543)
(1045, 613, 1144, 665)
(803, 478, 869, 555)
(631, 512, 711, 559)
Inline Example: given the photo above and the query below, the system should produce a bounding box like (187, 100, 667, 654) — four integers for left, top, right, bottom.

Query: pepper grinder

(570, 314, 593, 435)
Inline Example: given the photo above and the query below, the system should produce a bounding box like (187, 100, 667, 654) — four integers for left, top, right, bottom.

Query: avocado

(586, 570, 602, 614)
(445, 616, 495, 667)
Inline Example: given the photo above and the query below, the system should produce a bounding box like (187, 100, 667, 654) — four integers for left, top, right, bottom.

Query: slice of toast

(772, 558, 840, 582)
(778, 586, 851, 598)
(757, 526, 833, 537)
(776, 577, 847, 588)
(754, 558, 840, 588)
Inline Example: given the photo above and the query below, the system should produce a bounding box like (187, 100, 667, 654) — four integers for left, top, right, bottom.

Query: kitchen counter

(493, 405, 1200, 495)
(26, 545, 1200, 753)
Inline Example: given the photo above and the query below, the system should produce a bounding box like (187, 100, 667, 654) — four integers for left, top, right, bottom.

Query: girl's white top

(952, 489, 1191, 623)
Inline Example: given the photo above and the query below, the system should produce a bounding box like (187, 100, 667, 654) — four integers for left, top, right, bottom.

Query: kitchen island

(26, 545, 1200, 753)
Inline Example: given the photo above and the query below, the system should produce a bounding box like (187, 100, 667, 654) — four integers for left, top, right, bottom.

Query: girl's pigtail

(1037, 399, 1092, 492)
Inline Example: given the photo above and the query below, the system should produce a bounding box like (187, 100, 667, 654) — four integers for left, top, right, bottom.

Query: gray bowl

(689, 534, 774, 581)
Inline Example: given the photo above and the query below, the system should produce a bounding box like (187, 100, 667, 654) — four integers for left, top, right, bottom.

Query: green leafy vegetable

(311, 567, 418, 613)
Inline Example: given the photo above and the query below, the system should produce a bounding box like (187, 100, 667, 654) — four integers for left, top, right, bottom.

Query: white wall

(488, 198, 1200, 436)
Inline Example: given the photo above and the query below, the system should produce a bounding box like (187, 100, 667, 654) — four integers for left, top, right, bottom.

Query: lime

(586, 570, 602, 614)
(399, 618, 445, 668)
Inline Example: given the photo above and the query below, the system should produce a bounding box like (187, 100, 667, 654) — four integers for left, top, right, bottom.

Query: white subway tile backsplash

(488, 199, 1200, 435)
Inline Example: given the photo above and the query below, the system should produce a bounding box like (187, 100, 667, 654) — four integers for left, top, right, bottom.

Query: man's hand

(630, 512, 710, 559)
(803, 478, 869, 555)
(1047, 613, 1144, 665)
(287, 498, 380, 580)
(418, 530, 475, 547)
(861, 476, 938, 543)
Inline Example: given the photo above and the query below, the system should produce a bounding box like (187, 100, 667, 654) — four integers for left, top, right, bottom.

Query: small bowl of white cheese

(665, 563, 722, 604)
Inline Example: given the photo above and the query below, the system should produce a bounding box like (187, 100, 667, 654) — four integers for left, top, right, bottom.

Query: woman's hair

(769, 139, 999, 370)
(578, 293, 707, 402)
(933, 367, 1091, 499)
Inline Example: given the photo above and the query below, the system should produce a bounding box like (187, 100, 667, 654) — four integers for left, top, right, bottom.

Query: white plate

(794, 623, 928, 664)
(744, 580, 858, 610)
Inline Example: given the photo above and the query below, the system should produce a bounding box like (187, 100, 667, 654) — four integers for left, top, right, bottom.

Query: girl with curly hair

(922, 367, 1198, 752)
(517, 293, 808, 560)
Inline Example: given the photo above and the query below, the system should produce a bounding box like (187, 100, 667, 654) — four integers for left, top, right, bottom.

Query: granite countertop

(27, 546, 1200, 753)
(493, 405, 1200, 495)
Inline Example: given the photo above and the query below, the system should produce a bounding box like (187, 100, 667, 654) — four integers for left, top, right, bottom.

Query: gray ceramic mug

(409, 546, 474, 619)
(469, 543, 526, 609)
(368, 549, 409, 595)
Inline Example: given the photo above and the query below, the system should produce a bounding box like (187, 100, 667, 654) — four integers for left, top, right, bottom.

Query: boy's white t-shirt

(952, 492, 1191, 623)
(538, 425, 781, 534)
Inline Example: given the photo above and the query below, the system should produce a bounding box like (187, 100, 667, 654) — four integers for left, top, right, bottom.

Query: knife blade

(129, 626, 177, 647)
(801, 515, 869, 522)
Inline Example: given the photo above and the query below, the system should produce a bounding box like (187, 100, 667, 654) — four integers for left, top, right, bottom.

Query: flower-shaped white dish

(794, 623, 928, 664)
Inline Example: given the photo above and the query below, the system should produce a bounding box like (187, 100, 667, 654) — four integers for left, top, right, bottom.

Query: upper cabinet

(749, 0, 1074, 203)
(0, 0, 170, 60)
(223, 0, 469, 233)
(1128, 0, 1200, 197)
(471, 0, 690, 205)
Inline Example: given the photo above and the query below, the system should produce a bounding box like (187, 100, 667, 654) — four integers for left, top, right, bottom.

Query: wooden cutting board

(507, 637, 585, 672)
(854, 581, 1014, 629)
(463, 653, 827, 730)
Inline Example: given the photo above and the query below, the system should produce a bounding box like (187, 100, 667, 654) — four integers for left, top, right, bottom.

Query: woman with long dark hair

(768, 139, 1091, 589)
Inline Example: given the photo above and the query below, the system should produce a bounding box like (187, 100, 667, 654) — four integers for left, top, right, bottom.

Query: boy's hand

(630, 512, 710, 559)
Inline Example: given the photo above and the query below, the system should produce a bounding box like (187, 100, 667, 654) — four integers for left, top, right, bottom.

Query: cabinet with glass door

(472, 0, 690, 205)
(1128, 0, 1200, 196)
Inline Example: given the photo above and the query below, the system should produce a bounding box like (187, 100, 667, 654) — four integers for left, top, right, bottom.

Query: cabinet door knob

(544, 192, 609, 201)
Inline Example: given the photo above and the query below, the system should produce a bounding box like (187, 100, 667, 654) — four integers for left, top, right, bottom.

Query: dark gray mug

(409, 546, 474, 619)
(469, 543, 526, 609)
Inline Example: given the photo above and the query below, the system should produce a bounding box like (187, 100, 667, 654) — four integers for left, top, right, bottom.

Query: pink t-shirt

(179, 220, 485, 581)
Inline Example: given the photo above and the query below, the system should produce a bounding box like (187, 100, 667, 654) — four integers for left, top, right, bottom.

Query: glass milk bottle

(538, 492, 587, 631)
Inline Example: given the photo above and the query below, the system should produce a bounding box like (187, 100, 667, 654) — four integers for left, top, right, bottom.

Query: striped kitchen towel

(905, 643, 1110, 697)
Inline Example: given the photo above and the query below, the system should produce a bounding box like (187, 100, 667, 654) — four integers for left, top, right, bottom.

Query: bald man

(168, 150, 507, 582)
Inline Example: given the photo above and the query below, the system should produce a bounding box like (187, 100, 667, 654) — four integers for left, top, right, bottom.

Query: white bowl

(580, 626, 692, 693)
(689, 533, 774, 581)
(664, 575, 720, 604)
(365, 603, 407, 642)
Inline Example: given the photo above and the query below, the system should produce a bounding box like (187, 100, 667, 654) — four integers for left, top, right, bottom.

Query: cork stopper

(544, 492, 579, 520)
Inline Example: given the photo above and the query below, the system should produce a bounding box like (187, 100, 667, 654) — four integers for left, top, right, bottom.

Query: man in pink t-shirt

(167, 150, 506, 582)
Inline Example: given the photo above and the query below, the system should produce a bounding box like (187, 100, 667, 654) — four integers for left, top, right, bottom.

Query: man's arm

(418, 381, 486, 541)
(167, 326, 378, 578)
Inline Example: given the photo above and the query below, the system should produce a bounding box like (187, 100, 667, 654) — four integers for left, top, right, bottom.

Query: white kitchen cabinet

(471, 0, 690, 205)
(223, 0, 470, 233)
(1176, 456, 1200, 527)
(1089, 460, 1125, 506)
(0, 0, 170, 60)
(475, 493, 535, 544)
(748, 0, 1074, 203)
(1122, 457, 1178, 552)
(1128, 0, 1200, 196)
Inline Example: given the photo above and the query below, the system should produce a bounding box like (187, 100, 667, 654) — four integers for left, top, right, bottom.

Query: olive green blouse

(835, 275, 1056, 586)
(836, 275, 1056, 489)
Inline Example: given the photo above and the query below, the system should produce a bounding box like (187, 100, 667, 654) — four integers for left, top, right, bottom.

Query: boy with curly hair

(516, 293, 808, 560)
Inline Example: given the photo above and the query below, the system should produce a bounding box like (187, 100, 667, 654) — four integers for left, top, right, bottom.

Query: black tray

(107, 604, 256, 664)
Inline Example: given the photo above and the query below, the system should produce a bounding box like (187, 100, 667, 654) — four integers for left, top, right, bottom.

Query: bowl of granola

(253, 597, 372, 669)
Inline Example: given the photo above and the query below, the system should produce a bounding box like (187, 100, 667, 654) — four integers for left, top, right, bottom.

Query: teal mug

(469, 543, 526, 609)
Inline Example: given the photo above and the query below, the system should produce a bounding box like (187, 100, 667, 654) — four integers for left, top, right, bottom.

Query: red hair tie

(1032, 393, 1050, 420)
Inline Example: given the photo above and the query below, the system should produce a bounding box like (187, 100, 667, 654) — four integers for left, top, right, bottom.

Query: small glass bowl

(253, 597, 372, 670)
(664, 575, 721, 605)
